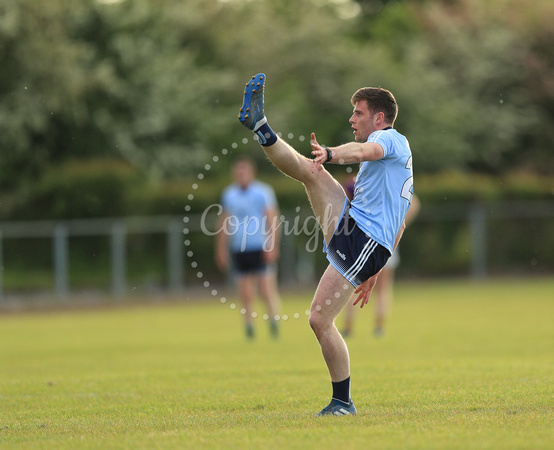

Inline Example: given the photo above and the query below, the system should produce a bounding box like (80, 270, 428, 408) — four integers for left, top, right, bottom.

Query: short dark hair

(351, 87, 398, 125)
(233, 155, 257, 171)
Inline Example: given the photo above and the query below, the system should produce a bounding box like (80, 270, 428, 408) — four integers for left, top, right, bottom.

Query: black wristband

(324, 147, 333, 163)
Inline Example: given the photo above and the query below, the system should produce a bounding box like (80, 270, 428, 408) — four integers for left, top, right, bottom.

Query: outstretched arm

(310, 132, 383, 172)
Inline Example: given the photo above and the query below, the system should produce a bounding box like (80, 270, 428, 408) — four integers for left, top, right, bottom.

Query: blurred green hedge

(3, 160, 142, 220)
(415, 171, 554, 203)
(2, 159, 552, 221)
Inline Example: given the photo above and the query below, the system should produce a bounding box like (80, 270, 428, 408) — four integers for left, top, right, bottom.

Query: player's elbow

(352, 150, 366, 163)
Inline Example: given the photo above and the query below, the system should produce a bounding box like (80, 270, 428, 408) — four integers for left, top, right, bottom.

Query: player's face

(233, 161, 255, 188)
(349, 100, 379, 142)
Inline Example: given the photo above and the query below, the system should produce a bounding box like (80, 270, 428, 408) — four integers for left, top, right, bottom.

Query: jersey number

(401, 156, 413, 204)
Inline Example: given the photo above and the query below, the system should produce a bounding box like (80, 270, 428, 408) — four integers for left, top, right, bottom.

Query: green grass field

(1, 277, 553, 449)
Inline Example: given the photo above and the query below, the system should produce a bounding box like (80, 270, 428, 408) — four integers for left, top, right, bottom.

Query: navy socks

(332, 376, 351, 404)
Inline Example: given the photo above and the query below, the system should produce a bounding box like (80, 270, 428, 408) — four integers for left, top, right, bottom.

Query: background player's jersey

(349, 128, 413, 254)
(221, 181, 276, 252)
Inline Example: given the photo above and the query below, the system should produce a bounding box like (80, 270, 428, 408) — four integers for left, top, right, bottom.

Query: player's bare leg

(310, 265, 355, 381)
(264, 139, 347, 241)
(239, 73, 356, 415)
(310, 265, 358, 416)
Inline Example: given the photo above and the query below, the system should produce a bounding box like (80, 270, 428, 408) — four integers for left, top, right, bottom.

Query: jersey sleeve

(367, 130, 395, 159)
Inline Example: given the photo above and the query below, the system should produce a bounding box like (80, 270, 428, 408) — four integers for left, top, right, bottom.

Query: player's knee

(308, 309, 328, 337)
(302, 169, 324, 187)
(308, 312, 319, 335)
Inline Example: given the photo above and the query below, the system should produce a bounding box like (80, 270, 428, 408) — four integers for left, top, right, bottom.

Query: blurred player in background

(238, 73, 414, 416)
(341, 189, 420, 338)
(215, 156, 281, 339)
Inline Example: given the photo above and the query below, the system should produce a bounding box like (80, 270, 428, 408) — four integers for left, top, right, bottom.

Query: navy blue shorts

(232, 250, 266, 275)
(324, 203, 391, 287)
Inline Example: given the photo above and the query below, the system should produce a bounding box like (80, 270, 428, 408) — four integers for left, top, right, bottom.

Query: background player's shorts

(232, 250, 266, 275)
(324, 204, 390, 288)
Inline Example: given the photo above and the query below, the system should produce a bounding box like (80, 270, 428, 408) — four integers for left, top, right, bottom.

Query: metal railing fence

(0, 200, 552, 301)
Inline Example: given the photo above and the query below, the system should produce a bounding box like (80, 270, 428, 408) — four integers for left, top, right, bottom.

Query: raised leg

(239, 73, 347, 243)
(263, 137, 347, 243)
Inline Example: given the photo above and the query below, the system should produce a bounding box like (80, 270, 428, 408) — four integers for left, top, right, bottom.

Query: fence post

(111, 222, 126, 297)
(53, 223, 69, 298)
(0, 231, 3, 302)
(167, 219, 184, 291)
(469, 204, 487, 279)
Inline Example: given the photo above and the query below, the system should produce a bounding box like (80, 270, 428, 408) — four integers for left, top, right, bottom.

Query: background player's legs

(309, 265, 355, 382)
(341, 296, 356, 338)
(258, 270, 280, 337)
(374, 267, 394, 335)
(237, 274, 256, 338)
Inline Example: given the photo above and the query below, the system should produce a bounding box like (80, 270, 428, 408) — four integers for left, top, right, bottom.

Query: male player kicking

(238, 73, 414, 416)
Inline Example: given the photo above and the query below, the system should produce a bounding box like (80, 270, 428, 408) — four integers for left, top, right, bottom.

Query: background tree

(0, 0, 552, 198)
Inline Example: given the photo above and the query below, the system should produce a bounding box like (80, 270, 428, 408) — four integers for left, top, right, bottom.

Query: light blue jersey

(221, 181, 277, 252)
(349, 128, 413, 254)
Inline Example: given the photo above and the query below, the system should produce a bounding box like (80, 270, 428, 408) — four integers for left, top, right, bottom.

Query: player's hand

(352, 272, 380, 308)
(310, 132, 326, 173)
